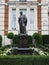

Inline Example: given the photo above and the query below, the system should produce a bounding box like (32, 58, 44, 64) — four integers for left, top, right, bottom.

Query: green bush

(27, 35, 32, 46)
(42, 35, 49, 45)
(1, 45, 12, 51)
(32, 33, 42, 45)
(13, 35, 19, 46)
(7, 32, 14, 45)
(3, 45, 11, 48)
(7, 32, 14, 39)
(0, 55, 49, 65)
(0, 50, 4, 54)
(0, 35, 2, 47)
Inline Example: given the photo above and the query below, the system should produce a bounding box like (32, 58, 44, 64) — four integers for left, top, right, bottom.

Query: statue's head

(20, 11, 23, 15)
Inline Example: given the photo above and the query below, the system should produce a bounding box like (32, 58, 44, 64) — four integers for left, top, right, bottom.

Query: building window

(12, 9, 16, 30)
(30, 9, 34, 30)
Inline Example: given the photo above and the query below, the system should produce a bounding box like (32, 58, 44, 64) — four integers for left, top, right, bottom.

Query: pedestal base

(12, 48, 33, 55)
(18, 34, 29, 48)
(16, 48, 33, 55)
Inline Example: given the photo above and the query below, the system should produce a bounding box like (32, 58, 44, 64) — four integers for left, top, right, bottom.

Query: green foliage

(0, 50, 4, 54)
(7, 32, 14, 39)
(27, 35, 32, 46)
(0, 35, 2, 47)
(32, 33, 42, 45)
(1, 45, 12, 51)
(3, 45, 11, 48)
(42, 35, 49, 45)
(0, 55, 49, 65)
(13, 35, 19, 46)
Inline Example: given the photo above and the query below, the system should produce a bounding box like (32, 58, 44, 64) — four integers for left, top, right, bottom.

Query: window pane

(30, 9, 34, 30)
(12, 9, 16, 30)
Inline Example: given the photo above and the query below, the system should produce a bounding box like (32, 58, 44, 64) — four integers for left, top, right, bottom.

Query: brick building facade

(0, 0, 49, 46)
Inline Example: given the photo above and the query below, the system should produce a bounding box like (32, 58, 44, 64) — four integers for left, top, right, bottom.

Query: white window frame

(29, 9, 34, 30)
(12, 8, 16, 30)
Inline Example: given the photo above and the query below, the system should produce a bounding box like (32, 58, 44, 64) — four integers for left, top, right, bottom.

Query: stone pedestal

(15, 33, 33, 54)
(16, 48, 33, 55)
(18, 34, 29, 48)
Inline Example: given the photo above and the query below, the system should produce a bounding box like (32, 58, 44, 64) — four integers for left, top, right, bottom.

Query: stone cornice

(7, 1, 38, 5)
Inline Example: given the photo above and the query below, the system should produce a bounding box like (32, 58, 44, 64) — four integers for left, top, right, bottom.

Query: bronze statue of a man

(18, 12, 27, 34)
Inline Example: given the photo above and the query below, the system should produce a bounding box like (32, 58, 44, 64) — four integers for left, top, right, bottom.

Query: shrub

(0, 35, 2, 47)
(0, 55, 49, 65)
(3, 45, 11, 48)
(13, 35, 19, 46)
(42, 35, 49, 45)
(0, 50, 4, 54)
(32, 33, 42, 45)
(1, 45, 12, 51)
(27, 35, 32, 46)
(7, 32, 14, 45)
(7, 32, 14, 39)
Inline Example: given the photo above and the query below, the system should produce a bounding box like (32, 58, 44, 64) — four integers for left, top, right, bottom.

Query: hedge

(7, 32, 14, 39)
(0, 55, 49, 65)
(42, 35, 49, 45)
(33, 34, 49, 45)
(32, 33, 42, 45)
(0, 35, 2, 47)
(13, 35, 19, 46)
